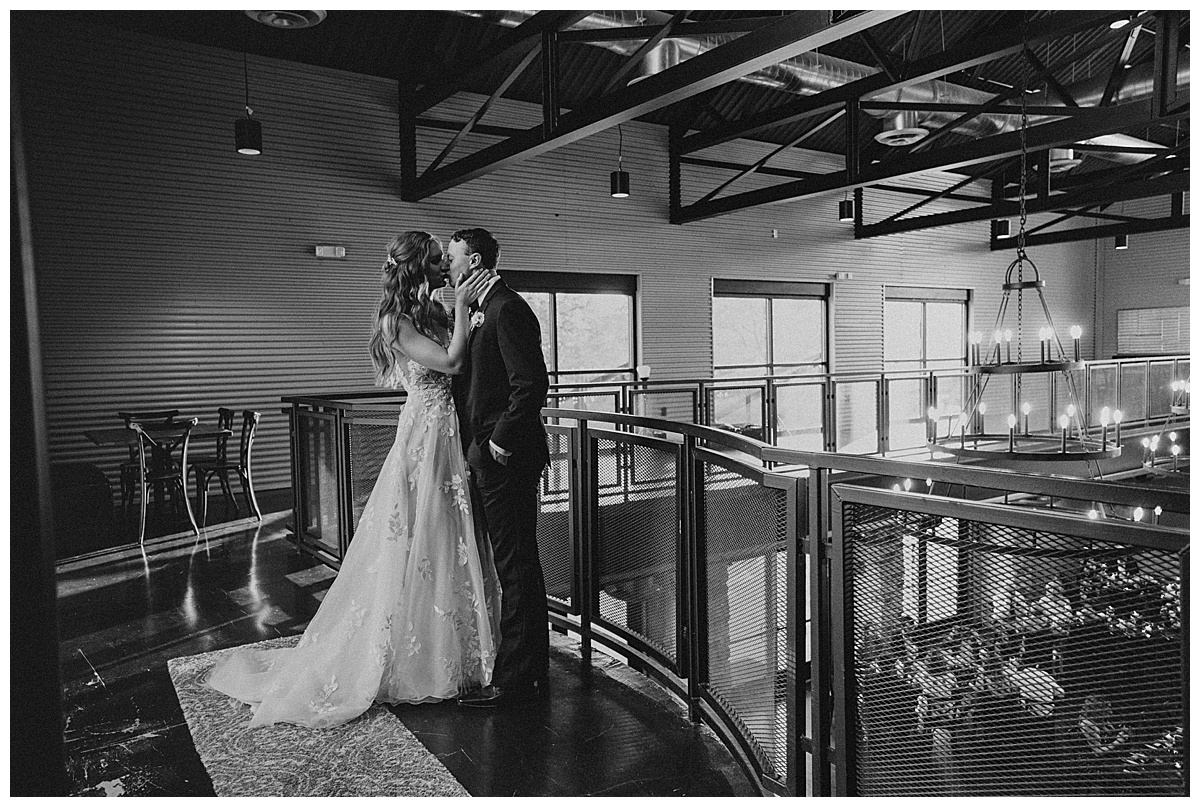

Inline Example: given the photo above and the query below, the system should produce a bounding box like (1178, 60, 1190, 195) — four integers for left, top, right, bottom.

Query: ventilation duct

(453, 11, 1187, 165)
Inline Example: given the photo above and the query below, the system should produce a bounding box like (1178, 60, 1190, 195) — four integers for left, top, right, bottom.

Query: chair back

(215, 407, 236, 463)
(128, 418, 198, 480)
(118, 409, 180, 426)
(238, 410, 261, 472)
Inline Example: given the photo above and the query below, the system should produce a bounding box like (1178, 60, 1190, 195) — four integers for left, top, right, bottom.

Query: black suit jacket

(454, 278, 550, 472)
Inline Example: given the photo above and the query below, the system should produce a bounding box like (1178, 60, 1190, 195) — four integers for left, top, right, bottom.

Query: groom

(445, 227, 551, 707)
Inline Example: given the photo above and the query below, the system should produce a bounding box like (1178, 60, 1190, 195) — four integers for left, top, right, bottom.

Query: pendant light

(610, 125, 630, 198)
(235, 51, 262, 155)
(838, 192, 854, 222)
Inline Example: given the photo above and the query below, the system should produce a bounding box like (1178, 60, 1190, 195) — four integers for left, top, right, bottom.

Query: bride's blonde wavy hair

(368, 231, 449, 386)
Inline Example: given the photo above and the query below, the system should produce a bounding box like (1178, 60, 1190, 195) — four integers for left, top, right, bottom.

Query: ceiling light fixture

(838, 193, 854, 223)
(610, 124, 630, 198)
(235, 51, 262, 155)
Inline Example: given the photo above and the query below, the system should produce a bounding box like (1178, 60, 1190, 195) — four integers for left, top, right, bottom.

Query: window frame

(711, 278, 829, 377)
(883, 285, 971, 372)
(504, 270, 638, 382)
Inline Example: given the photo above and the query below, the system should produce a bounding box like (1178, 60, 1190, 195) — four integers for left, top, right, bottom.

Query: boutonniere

(470, 311, 486, 330)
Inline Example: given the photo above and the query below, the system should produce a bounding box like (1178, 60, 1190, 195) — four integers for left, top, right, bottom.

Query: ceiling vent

(1048, 147, 1083, 173)
(874, 111, 928, 147)
(245, 10, 327, 29)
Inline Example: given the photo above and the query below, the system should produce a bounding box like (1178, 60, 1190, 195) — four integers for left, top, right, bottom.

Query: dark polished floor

(55, 513, 755, 797)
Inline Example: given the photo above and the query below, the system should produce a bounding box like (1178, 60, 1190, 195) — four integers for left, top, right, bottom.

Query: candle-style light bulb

(1007, 414, 1017, 428)
(1087, 509, 1099, 520)
(1113, 409, 1123, 442)
(927, 406, 938, 421)
(1171, 444, 1181, 457)
(1066, 403, 1077, 418)
(1070, 324, 1083, 339)
(893, 484, 901, 492)
(1133, 507, 1144, 522)
(978, 402, 987, 415)
(1099, 406, 1110, 426)
(1169, 432, 1177, 442)
(903, 478, 912, 491)
(1021, 402, 1032, 416)
(1099, 406, 1110, 447)
(926, 478, 933, 488)
(1059, 413, 1070, 452)
(993, 329, 1003, 343)
(1006, 413, 1017, 450)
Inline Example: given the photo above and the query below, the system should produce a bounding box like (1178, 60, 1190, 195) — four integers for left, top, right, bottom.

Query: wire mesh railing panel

(539, 430, 573, 607)
(702, 463, 792, 783)
(594, 435, 680, 664)
(345, 416, 400, 540)
(841, 501, 1186, 796)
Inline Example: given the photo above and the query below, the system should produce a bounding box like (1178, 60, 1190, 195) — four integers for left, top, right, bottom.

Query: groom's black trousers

(469, 459, 549, 689)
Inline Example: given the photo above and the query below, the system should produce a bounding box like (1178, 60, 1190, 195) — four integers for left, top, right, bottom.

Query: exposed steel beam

(405, 10, 905, 201)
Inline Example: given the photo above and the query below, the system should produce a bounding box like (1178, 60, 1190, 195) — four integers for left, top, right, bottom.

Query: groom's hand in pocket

(489, 441, 510, 466)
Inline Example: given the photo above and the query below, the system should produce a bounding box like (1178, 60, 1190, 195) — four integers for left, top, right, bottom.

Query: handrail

(543, 407, 1191, 515)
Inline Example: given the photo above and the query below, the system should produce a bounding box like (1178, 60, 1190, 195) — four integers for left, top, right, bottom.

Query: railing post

(825, 380, 837, 452)
(765, 376, 777, 446)
(785, 474, 802, 796)
(573, 419, 593, 666)
(685, 434, 708, 722)
(808, 466, 832, 795)
(878, 376, 888, 455)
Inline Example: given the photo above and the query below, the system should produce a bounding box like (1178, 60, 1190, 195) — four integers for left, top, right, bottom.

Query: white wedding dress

(206, 356, 500, 729)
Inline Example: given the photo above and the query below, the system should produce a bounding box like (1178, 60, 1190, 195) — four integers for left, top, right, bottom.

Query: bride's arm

(394, 270, 492, 374)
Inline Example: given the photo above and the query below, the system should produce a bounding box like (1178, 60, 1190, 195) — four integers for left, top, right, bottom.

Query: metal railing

(541, 355, 1190, 456)
(533, 408, 1189, 796)
(280, 382, 1188, 795)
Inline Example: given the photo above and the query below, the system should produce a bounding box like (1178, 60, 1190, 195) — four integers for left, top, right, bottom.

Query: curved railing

(282, 392, 1188, 796)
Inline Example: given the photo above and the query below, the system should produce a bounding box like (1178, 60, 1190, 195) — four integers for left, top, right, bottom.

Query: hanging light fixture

(235, 51, 262, 155)
(610, 124, 629, 197)
(838, 192, 854, 223)
(931, 17, 1116, 469)
(1115, 233, 1129, 250)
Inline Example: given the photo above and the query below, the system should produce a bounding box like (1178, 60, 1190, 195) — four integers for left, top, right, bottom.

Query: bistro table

(84, 422, 234, 541)
(84, 423, 232, 447)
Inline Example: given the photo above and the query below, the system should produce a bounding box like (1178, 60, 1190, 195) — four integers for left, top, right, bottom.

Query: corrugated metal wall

(1098, 196, 1191, 358)
(15, 18, 1183, 505)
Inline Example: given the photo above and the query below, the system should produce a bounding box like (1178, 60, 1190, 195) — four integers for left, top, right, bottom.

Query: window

(505, 270, 636, 384)
(712, 279, 828, 378)
(884, 286, 969, 372)
(711, 279, 829, 447)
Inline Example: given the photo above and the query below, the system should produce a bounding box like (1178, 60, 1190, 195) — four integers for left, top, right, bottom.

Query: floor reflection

(56, 512, 753, 796)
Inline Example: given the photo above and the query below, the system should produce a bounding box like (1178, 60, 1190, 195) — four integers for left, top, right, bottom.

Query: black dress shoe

(456, 680, 544, 708)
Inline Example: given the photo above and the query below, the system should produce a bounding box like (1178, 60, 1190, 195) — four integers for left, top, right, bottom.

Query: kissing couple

(206, 227, 552, 726)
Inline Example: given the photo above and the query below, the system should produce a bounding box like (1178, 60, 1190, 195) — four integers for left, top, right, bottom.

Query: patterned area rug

(167, 636, 468, 797)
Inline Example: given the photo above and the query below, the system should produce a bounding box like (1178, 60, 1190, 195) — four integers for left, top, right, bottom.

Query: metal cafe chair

(126, 417, 200, 544)
(118, 409, 181, 513)
(192, 410, 262, 526)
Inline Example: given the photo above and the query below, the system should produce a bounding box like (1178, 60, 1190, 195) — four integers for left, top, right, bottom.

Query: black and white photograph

(11, 6, 1190, 797)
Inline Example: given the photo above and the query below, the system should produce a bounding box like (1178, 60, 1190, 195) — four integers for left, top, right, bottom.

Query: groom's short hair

(450, 227, 500, 271)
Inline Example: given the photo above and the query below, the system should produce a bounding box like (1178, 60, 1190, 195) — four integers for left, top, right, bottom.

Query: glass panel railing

(709, 386, 766, 442)
(775, 381, 825, 451)
(1086, 364, 1118, 426)
(1015, 372, 1054, 434)
(886, 377, 928, 451)
(1149, 361, 1176, 419)
(835, 380, 879, 454)
(1120, 361, 1149, 423)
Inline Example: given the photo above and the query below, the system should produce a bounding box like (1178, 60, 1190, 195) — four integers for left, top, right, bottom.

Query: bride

(206, 231, 500, 729)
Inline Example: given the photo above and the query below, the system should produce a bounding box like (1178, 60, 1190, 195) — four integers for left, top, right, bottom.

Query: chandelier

(930, 51, 1120, 471)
